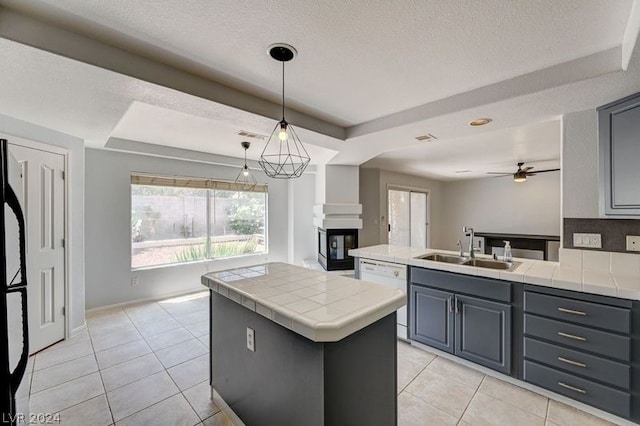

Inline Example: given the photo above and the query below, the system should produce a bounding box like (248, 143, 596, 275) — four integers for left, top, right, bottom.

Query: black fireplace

(318, 228, 358, 271)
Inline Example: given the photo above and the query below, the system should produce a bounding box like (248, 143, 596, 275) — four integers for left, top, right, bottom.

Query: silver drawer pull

(558, 357, 587, 368)
(557, 331, 587, 342)
(558, 307, 587, 316)
(558, 382, 587, 394)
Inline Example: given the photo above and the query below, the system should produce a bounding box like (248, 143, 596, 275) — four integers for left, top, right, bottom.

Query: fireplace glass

(318, 228, 358, 271)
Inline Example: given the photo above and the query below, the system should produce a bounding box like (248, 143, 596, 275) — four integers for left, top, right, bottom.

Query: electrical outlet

(246, 327, 255, 352)
(131, 276, 139, 286)
(626, 235, 640, 252)
(573, 233, 602, 249)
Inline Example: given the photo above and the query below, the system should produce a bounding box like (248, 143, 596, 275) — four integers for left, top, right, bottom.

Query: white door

(10, 143, 66, 354)
(388, 189, 428, 248)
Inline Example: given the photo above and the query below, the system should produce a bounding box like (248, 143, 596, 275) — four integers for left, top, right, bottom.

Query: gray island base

(202, 263, 406, 426)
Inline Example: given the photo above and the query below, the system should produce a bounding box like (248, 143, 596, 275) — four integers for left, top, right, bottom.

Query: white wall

(0, 113, 85, 332)
(290, 173, 317, 265)
(441, 172, 561, 250)
(324, 165, 360, 204)
(84, 148, 314, 309)
(562, 109, 600, 218)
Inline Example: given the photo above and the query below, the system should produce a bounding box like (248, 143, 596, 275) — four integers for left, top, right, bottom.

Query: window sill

(131, 252, 269, 272)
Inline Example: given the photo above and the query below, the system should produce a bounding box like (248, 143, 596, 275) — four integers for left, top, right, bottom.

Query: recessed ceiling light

(469, 118, 493, 126)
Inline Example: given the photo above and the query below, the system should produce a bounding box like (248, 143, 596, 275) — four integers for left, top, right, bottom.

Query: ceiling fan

(487, 162, 560, 183)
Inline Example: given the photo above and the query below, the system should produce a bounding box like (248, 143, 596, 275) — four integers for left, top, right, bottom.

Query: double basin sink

(417, 253, 520, 272)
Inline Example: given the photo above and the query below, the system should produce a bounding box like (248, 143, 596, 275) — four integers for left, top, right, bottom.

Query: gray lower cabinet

(409, 268, 512, 375)
(455, 295, 511, 374)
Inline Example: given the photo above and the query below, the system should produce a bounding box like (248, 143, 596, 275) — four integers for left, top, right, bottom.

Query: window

(131, 174, 267, 269)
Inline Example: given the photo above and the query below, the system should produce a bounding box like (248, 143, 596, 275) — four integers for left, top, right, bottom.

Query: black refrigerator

(1, 138, 30, 425)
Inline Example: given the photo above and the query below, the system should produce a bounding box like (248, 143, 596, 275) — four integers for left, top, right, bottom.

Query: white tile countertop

(349, 244, 640, 301)
(201, 262, 405, 342)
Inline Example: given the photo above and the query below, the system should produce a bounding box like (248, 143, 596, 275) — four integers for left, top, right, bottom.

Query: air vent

(415, 134, 437, 141)
(236, 130, 267, 140)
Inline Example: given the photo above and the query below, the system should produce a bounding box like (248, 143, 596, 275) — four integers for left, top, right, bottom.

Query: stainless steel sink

(418, 253, 468, 264)
(463, 258, 521, 271)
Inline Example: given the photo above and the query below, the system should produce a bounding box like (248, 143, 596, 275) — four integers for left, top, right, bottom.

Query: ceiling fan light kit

(486, 161, 560, 183)
(258, 43, 311, 179)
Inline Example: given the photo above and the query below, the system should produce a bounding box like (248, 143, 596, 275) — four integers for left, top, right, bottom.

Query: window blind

(130, 173, 268, 193)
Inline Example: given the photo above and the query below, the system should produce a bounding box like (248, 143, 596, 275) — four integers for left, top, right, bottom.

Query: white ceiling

(362, 120, 560, 181)
(0, 0, 639, 180)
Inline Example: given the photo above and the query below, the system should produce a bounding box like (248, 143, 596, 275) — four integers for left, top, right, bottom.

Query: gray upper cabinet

(598, 91, 640, 215)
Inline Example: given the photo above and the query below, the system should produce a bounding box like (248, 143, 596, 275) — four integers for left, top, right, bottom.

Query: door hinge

(61, 170, 65, 180)
(61, 239, 65, 248)
(62, 306, 65, 316)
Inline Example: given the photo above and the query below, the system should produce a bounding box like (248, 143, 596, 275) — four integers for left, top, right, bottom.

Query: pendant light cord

(282, 60, 285, 120)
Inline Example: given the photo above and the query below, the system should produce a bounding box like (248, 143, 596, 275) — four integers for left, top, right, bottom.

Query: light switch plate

(246, 327, 255, 352)
(573, 233, 602, 249)
(626, 235, 640, 252)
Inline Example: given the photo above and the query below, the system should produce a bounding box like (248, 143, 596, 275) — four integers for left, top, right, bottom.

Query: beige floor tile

(397, 359, 426, 394)
(405, 368, 476, 418)
(174, 309, 209, 326)
(30, 372, 104, 414)
(57, 394, 112, 426)
(101, 353, 164, 391)
(478, 376, 548, 418)
(426, 356, 485, 389)
(547, 400, 617, 426)
(31, 354, 98, 393)
(167, 354, 209, 391)
(461, 392, 545, 426)
(185, 320, 209, 338)
(116, 394, 200, 426)
(397, 342, 436, 366)
(34, 340, 94, 371)
(145, 327, 195, 351)
(107, 371, 179, 421)
(40, 330, 89, 352)
(89, 320, 137, 339)
(202, 412, 234, 426)
(95, 339, 152, 369)
(92, 328, 142, 352)
(546, 422, 561, 426)
(198, 336, 210, 349)
(155, 338, 208, 368)
(182, 381, 220, 421)
(397, 391, 457, 426)
(137, 317, 182, 338)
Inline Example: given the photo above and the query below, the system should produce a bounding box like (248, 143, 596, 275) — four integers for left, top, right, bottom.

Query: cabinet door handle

(448, 297, 453, 313)
(557, 307, 587, 316)
(557, 357, 587, 368)
(454, 298, 460, 314)
(557, 331, 587, 342)
(558, 382, 587, 394)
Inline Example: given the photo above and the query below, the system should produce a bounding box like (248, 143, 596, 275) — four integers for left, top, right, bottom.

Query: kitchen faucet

(462, 226, 475, 258)
(456, 240, 463, 257)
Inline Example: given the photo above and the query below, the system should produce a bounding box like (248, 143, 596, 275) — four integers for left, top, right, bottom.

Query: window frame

(130, 173, 268, 270)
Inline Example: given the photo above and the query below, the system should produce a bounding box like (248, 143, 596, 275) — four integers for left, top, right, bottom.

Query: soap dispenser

(503, 241, 513, 262)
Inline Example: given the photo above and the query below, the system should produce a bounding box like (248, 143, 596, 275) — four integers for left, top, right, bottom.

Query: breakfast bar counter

(201, 262, 405, 426)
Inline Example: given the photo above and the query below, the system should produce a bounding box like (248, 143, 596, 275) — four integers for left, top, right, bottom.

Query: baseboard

(70, 323, 87, 337)
(85, 287, 207, 314)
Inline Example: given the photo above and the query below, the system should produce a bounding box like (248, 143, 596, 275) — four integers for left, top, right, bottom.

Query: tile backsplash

(560, 248, 640, 276)
(563, 218, 640, 253)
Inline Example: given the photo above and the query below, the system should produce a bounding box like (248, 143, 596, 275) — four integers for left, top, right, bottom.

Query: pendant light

(235, 141, 257, 190)
(258, 43, 311, 179)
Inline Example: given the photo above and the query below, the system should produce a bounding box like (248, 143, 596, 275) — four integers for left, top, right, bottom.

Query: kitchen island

(201, 262, 405, 426)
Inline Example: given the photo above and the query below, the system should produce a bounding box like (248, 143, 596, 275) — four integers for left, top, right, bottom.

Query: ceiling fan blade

(486, 172, 512, 175)
(522, 166, 534, 172)
(527, 168, 560, 175)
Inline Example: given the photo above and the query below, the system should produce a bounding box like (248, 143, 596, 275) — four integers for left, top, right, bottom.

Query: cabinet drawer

(524, 291, 631, 334)
(524, 314, 631, 362)
(410, 267, 511, 302)
(524, 337, 630, 390)
(524, 360, 631, 419)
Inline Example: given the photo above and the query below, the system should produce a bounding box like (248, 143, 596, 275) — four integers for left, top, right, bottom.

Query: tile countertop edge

(350, 245, 640, 302)
(201, 268, 406, 343)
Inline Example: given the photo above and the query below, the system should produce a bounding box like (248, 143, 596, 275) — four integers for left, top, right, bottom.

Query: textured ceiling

(2, 0, 633, 126)
(0, 1, 638, 180)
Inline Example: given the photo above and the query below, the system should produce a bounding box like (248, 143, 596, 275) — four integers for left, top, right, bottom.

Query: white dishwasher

(359, 259, 408, 339)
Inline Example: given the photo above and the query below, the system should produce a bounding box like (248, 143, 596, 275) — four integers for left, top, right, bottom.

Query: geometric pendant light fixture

(235, 141, 257, 190)
(258, 43, 311, 179)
